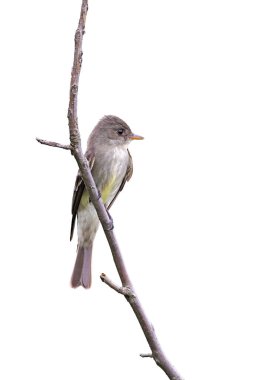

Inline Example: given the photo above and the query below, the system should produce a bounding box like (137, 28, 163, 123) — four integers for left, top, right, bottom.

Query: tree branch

(36, 138, 72, 151)
(140, 353, 153, 358)
(37, 1, 183, 379)
(100, 273, 134, 297)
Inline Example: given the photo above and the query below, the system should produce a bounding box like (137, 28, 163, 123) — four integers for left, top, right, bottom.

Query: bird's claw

(97, 190, 102, 201)
(105, 210, 114, 230)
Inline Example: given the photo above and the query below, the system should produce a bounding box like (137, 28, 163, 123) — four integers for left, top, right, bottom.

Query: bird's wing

(70, 151, 95, 241)
(107, 149, 133, 210)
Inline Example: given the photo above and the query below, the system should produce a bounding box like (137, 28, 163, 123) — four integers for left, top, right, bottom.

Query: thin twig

(100, 273, 134, 297)
(36, 138, 72, 150)
(140, 353, 153, 358)
(38, 1, 183, 379)
(64, 3, 183, 375)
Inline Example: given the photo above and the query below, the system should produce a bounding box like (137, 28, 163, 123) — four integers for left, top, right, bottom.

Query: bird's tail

(71, 244, 93, 289)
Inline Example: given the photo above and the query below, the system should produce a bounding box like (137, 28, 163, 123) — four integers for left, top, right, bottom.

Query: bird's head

(89, 115, 144, 148)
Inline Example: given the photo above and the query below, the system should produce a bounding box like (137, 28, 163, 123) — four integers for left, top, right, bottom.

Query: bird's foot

(104, 210, 114, 231)
(97, 189, 101, 200)
(89, 190, 101, 204)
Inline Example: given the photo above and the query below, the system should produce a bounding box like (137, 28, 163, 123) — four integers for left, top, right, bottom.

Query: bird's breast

(93, 147, 129, 205)
(101, 174, 117, 203)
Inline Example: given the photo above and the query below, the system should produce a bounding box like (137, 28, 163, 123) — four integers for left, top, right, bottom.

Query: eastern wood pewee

(70, 115, 143, 288)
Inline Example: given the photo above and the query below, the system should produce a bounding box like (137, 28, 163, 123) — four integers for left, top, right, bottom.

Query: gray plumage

(70, 115, 143, 289)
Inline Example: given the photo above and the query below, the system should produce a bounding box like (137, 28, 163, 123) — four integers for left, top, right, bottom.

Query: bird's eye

(117, 128, 124, 135)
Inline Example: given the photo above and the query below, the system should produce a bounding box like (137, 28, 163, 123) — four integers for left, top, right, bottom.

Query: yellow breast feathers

(101, 175, 116, 203)
(80, 174, 117, 208)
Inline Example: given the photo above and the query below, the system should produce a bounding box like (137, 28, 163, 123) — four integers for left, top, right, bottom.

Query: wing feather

(70, 151, 95, 241)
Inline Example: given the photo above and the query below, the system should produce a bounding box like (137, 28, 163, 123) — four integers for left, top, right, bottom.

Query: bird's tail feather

(71, 245, 92, 289)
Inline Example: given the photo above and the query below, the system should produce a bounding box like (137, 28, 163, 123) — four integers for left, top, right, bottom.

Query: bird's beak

(130, 133, 144, 140)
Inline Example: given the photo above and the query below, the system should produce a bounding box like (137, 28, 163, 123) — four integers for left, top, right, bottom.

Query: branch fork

(100, 273, 135, 298)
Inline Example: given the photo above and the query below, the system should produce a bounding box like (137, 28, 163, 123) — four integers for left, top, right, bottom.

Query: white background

(1, 1, 253, 379)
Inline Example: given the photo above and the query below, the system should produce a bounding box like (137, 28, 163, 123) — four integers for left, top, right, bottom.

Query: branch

(36, 138, 72, 151)
(100, 273, 134, 297)
(140, 353, 153, 358)
(38, 1, 183, 379)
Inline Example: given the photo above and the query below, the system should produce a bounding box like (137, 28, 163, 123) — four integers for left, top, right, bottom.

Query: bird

(70, 115, 144, 288)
